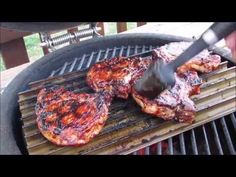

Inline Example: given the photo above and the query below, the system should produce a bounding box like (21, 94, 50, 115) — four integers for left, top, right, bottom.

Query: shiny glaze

(86, 56, 153, 99)
(35, 86, 112, 146)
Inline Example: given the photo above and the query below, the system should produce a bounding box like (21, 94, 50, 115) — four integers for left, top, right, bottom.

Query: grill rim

(1, 33, 234, 155)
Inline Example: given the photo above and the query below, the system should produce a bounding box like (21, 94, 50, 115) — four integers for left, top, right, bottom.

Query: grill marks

(78, 42, 220, 125)
(86, 56, 152, 99)
(132, 72, 200, 123)
(131, 41, 222, 123)
(35, 86, 112, 146)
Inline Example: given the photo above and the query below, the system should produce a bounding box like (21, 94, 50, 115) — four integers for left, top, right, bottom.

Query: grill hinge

(39, 23, 102, 52)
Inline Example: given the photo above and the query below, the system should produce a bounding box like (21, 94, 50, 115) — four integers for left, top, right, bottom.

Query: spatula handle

(169, 22, 236, 71)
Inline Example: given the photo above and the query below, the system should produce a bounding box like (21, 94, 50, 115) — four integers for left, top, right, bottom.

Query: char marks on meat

(35, 86, 112, 146)
(132, 71, 202, 123)
(132, 42, 220, 123)
(87, 41, 221, 123)
(35, 41, 221, 147)
(86, 56, 152, 99)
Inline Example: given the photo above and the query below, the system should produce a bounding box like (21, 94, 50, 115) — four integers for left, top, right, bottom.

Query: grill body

(1, 33, 235, 154)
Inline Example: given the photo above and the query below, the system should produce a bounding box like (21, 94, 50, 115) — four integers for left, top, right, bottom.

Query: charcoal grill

(1, 33, 236, 155)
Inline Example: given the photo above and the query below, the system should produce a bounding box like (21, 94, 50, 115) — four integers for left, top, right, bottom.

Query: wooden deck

(0, 22, 230, 92)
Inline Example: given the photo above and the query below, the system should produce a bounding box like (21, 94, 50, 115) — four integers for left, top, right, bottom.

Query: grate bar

(95, 50, 103, 62)
(69, 58, 78, 72)
(59, 62, 68, 75)
(220, 117, 235, 154)
(126, 46, 131, 57)
(168, 138, 173, 155)
(211, 121, 224, 155)
(142, 45, 146, 53)
(103, 48, 110, 60)
(134, 45, 138, 54)
(202, 125, 211, 155)
(149, 45, 153, 51)
(27, 139, 48, 149)
(119, 46, 124, 57)
(85, 52, 94, 68)
(179, 133, 186, 155)
(49, 70, 56, 77)
(230, 113, 236, 131)
(111, 47, 117, 57)
(77, 54, 86, 71)
(191, 129, 198, 155)
(157, 142, 162, 155)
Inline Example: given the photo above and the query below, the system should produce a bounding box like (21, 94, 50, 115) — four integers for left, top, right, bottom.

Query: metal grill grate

(19, 45, 236, 155)
(50, 45, 156, 75)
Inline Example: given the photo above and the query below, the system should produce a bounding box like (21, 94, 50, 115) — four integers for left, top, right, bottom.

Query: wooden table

(0, 22, 230, 93)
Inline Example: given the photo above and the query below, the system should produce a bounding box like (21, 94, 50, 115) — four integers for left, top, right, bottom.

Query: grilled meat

(86, 42, 221, 123)
(34, 41, 222, 147)
(35, 86, 112, 146)
(152, 41, 221, 74)
(87, 42, 220, 100)
(132, 71, 202, 123)
(86, 56, 152, 99)
(130, 42, 221, 123)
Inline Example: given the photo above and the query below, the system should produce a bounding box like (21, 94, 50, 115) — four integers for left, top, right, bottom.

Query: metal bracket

(39, 23, 102, 52)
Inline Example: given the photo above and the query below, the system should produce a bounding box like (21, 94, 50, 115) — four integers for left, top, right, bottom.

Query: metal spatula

(134, 22, 236, 99)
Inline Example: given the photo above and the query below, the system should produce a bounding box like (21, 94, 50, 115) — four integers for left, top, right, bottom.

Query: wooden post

(0, 28, 32, 69)
(42, 46, 50, 55)
(97, 22, 105, 35)
(0, 28, 31, 43)
(117, 22, 127, 33)
(1, 38, 29, 69)
(137, 22, 147, 27)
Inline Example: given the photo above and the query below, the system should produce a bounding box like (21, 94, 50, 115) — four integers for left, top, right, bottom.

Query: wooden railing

(0, 22, 146, 69)
(0, 28, 32, 69)
(98, 22, 147, 35)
